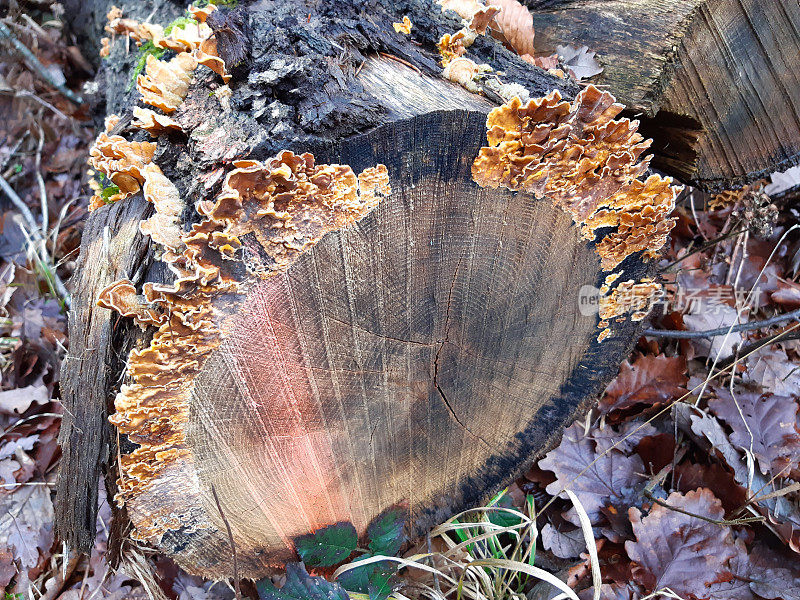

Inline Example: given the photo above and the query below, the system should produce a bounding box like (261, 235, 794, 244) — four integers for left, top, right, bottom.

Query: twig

(660, 228, 748, 273)
(211, 484, 242, 600)
(378, 51, 422, 74)
(716, 328, 800, 371)
(0, 171, 42, 236)
(0, 21, 84, 105)
(2, 89, 74, 124)
(0, 172, 71, 307)
(643, 307, 800, 338)
(642, 489, 763, 526)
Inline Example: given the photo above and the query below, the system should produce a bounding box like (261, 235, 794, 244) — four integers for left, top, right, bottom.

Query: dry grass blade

(565, 490, 600, 600)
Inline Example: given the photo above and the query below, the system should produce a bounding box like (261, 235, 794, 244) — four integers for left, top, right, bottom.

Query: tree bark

(528, 0, 800, 190)
(58, 0, 677, 578)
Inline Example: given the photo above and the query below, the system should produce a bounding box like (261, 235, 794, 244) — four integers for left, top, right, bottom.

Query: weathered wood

(55, 195, 154, 553)
(529, 0, 800, 190)
(57, 0, 675, 579)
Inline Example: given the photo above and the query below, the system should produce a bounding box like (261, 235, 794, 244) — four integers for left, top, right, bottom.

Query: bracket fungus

(101, 151, 390, 568)
(471, 85, 680, 337)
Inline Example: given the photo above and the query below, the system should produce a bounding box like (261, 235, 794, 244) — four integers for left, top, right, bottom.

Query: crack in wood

(432, 252, 491, 449)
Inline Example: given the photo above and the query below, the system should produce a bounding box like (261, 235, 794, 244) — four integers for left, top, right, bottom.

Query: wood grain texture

(529, 0, 800, 189)
(660, 0, 800, 188)
(121, 111, 649, 577)
(56, 196, 155, 553)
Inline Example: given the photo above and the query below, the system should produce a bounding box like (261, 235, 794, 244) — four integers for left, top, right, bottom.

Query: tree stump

(529, 0, 800, 190)
(58, 0, 680, 578)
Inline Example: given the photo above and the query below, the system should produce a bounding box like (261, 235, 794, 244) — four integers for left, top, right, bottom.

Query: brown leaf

(578, 583, 640, 600)
(682, 405, 800, 553)
(636, 433, 677, 475)
(541, 523, 586, 559)
(600, 354, 688, 414)
(488, 0, 535, 57)
(0, 485, 54, 575)
(709, 387, 800, 477)
(0, 384, 50, 415)
(703, 542, 759, 600)
(683, 304, 745, 360)
(522, 53, 559, 71)
(748, 541, 800, 599)
(674, 462, 747, 514)
(744, 347, 800, 397)
(625, 489, 738, 599)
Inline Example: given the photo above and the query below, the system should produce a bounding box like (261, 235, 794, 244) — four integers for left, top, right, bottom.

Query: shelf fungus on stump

(91, 85, 678, 577)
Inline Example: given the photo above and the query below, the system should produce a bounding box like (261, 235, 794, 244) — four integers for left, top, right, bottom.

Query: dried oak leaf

(541, 523, 586, 559)
(744, 347, 800, 397)
(683, 304, 743, 360)
(625, 489, 738, 600)
(556, 44, 603, 81)
(600, 354, 688, 414)
(709, 387, 800, 477)
(703, 542, 759, 600)
(0, 485, 54, 576)
(0, 435, 38, 484)
(674, 462, 747, 514)
(578, 583, 640, 600)
(684, 406, 800, 553)
(748, 540, 800, 600)
(0, 383, 49, 415)
(539, 421, 649, 525)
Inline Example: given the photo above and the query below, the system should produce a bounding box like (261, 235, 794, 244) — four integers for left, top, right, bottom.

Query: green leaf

(486, 494, 523, 529)
(295, 522, 358, 567)
(366, 508, 406, 556)
(337, 557, 395, 600)
(256, 563, 350, 600)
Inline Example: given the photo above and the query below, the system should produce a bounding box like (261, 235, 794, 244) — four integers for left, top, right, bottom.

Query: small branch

(643, 489, 763, 526)
(0, 21, 84, 105)
(644, 307, 800, 338)
(211, 485, 242, 600)
(0, 170, 40, 234)
(716, 329, 800, 371)
(660, 228, 748, 273)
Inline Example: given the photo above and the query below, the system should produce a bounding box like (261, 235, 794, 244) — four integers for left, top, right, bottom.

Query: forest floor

(1, 2, 800, 600)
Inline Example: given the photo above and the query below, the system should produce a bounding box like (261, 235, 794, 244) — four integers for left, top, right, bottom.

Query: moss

(194, 0, 239, 7)
(164, 15, 197, 36)
(128, 41, 166, 91)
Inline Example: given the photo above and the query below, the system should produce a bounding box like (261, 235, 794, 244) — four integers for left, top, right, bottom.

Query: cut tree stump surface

(119, 111, 650, 576)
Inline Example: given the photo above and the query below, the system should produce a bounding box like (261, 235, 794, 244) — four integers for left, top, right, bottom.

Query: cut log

(58, 0, 679, 578)
(528, 0, 800, 190)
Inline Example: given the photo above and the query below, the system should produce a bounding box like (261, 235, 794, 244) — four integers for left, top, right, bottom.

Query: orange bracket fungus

(471, 85, 680, 338)
(100, 151, 389, 568)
